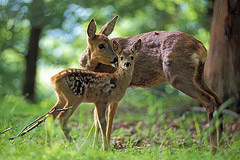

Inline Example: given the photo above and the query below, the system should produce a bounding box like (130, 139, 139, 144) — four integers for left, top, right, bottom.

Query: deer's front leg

(106, 102, 118, 145)
(92, 108, 100, 148)
(80, 108, 100, 149)
(95, 102, 107, 151)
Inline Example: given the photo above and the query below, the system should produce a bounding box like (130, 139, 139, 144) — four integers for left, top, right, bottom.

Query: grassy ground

(0, 91, 240, 160)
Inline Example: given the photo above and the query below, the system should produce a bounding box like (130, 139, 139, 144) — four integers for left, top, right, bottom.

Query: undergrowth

(0, 93, 239, 160)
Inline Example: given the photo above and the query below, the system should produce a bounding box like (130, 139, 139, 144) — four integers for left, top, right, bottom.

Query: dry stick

(0, 128, 12, 135)
(165, 106, 240, 118)
(164, 98, 239, 118)
(9, 107, 72, 143)
(10, 111, 50, 144)
(9, 116, 49, 141)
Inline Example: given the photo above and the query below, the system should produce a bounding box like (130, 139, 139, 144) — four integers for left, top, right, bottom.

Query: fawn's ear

(99, 16, 119, 36)
(87, 19, 96, 39)
(131, 39, 141, 53)
(113, 40, 122, 55)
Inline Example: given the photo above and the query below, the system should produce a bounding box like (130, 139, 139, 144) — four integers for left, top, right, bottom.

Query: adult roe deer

(79, 16, 223, 151)
(49, 39, 141, 150)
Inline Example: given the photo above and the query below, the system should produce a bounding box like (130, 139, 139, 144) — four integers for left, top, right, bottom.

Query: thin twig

(10, 107, 72, 143)
(10, 112, 50, 144)
(165, 106, 240, 118)
(9, 119, 46, 140)
(0, 128, 12, 135)
(54, 107, 72, 112)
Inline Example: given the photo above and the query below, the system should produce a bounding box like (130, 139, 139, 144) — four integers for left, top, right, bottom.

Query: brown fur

(80, 16, 223, 150)
(79, 17, 119, 70)
(49, 40, 141, 150)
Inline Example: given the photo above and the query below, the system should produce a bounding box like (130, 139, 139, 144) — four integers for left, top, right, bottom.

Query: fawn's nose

(112, 57, 118, 64)
(124, 62, 131, 68)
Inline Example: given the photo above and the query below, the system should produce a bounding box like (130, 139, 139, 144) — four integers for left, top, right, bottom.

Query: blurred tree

(1, 0, 82, 101)
(0, 0, 211, 102)
(22, 0, 44, 101)
(22, 0, 81, 101)
(205, 0, 240, 112)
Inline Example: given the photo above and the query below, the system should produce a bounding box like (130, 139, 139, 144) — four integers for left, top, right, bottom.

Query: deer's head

(113, 39, 141, 71)
(80, 16, 119, 70)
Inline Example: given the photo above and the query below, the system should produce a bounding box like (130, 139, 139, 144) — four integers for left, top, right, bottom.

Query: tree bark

(22, 27, 42, 102)
(205, 0, 240, 112)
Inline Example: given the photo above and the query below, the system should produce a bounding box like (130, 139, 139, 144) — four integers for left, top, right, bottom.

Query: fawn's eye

(98, 44, 105, 49)
(120, 57, 124, 60)
(130, 56, 134, 60)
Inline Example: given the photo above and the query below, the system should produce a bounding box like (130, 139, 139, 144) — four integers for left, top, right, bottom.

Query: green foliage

(0, 0, 212, 99)
(0, 49, 25, 96)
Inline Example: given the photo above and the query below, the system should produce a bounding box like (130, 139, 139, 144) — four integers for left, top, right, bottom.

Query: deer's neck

(114, 67, 134, 87)
(80, 48, 99, 70)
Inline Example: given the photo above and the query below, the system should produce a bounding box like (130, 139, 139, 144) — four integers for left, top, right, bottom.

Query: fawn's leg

(80, 108, 99, 149)
(80, 121, 95, 149)
(58, 100, 81, 142)
(92, 108, 100, 148)
(46, 91, 66, 145)
(106, 102, 118, 145)
(95, 102, 107, 151)
(49, 90, 67, 120)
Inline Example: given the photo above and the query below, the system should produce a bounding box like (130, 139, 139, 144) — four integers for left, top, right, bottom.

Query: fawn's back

(51, 40, 140, 104)
(51, 69, 116, 102)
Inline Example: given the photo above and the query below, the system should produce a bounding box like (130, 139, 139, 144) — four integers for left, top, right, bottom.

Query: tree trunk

(22, 26, 42, 102)
(205, 0, 240, 112)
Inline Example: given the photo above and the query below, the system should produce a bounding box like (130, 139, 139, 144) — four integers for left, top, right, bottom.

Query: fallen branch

(9, 107, 72, 144)
(0, 128, 12, 135)
(165, 106, 240, 118)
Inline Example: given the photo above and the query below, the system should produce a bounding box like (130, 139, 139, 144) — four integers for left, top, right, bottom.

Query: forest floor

(0, 94, 240, 160)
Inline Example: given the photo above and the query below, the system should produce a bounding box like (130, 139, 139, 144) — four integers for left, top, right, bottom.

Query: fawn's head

(80, 16, 119, 69)
(113, 39, 141, 71)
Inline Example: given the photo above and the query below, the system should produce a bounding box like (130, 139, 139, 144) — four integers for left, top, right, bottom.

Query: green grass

(0, 93, 240, 160)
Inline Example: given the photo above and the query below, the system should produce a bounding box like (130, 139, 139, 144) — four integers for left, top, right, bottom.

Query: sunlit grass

(0, 94, 239, 160)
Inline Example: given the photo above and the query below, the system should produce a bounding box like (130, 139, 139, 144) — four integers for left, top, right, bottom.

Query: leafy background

(0, 0, 239, 159)
(0, 0, 211, 100)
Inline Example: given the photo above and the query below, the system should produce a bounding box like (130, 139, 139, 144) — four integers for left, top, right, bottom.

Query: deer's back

(111, 31, 207, 87)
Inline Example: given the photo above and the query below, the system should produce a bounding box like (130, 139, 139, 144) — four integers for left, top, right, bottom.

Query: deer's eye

(130, 56, 134, 60)
(98, 44, 105, 49)
(120, 57, 124, 60)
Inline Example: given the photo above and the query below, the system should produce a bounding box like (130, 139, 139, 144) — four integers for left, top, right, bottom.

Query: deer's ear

(99, 16, 118, 36)
(113, 40, 122, 55)
(131, 39, 141, 53)
(87, 19, 96, 39)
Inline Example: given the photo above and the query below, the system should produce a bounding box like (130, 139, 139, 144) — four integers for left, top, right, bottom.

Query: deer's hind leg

(163, 59, 221, 151)
(46, 89, 67, 145)
(195, 61, 222, 106)
(195, 61, 223, 147)
(49, 89, 67, 120)
(58, 92, 82, 142)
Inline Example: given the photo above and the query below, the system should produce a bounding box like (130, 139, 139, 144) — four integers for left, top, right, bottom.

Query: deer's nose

(124, 62, 131, 67)
(112, 57, 118, 64)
